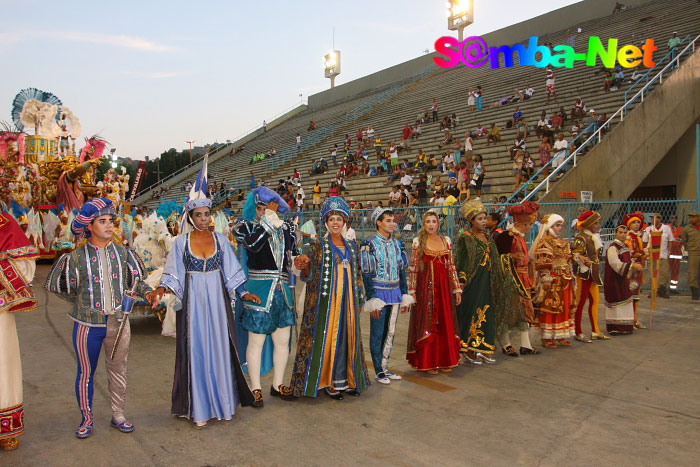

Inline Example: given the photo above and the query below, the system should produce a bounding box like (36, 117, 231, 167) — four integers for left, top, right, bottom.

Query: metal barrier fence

(282, 198, 696, 291)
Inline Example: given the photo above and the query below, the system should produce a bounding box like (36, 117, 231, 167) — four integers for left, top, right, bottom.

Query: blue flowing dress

(161, 232, 254, 423)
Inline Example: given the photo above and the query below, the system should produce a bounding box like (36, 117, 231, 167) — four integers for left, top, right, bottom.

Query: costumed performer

(360, 207, 414, 385)
(604, 225, 643, 334)
(0, 211, 39, 451)
(494, 202, 540, 357)
(454, 200, 511, 365)
(571, 210, 609, 342)
(531, 214, 576, 348)
(45, 198, 151, 439)
(289, 197, 370, 399)
(624, 211, 647, 328)
(147, 160, 257, 426)
(233, 186, 299, 407)
(406, 210, 462, 374)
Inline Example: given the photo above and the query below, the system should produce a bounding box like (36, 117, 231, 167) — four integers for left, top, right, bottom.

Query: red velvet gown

(406, 237, 461, 371)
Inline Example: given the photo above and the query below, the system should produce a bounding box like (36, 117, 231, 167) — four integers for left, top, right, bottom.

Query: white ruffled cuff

(401, 294, 416, 307)
(362, 297, 387, 313)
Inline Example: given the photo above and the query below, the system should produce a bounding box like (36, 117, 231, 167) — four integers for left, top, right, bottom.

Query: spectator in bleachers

(603, 69, 615, 92)
(551, 112, 563, 132)
(270, 146, 276, 157)
(409, 192, 419, 207)
(312, 181, 321, 209)
(438, 129, 453, 149)
(431, 190, 445, 207)
(330, 144, 338, 166)
(546, 67, 556, 104)
(416, 175, 429, 205)
(328, 181, 339, 198)
(523, 85, 535, 100)
(402, 124, 413, 150)
(539, 136, 552, 178)
(512, 106, 523, 126)
(374, 134, 383, 156)
(296, 133, 302, 148)
(307, 121, 317, 131)
(521, 151, 535, 182)
(249, 171, 256, 189)
(386, 165, 401, 185)
(388, 185, 401, 207)
(585, 110, 599, 134)
(412, 121, 422, 141)
(472, 154, 485, 199)
(512, 149, 523, 191)
(668, 31, 681, 64)
(446, 177, 460, 199)
(431, 98, 439, 122)
(292, 169, 301, 185)
(613, 67, 625, 88)
(486, 123, 501, 146)
(516, 119, 529, 139)
(571, 97, 586, 120)
(567, 28, 577, 47)
(184, 181, 192, 193)
(433, 176, 444, 194)
(401, 171, 413, 192)
(389, 141, 399, 168)
(458, 180, 471, 203)
(468, 89, 476, 112)
(535, 111, 549, 139)
(451, 113, 459, 130)
(476, 86, 484, 110)
(511, 133, 526, 159)
(571, 120, 582, 139)
(552, 133, 569, 178)
(367, 126, 375, 144)
(356, 128, 363, 149)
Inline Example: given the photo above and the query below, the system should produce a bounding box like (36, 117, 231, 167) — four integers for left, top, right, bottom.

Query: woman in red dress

(407, 210, 462, 374)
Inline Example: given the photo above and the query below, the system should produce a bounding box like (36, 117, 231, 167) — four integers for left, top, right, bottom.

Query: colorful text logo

(434, 35, 658, 69)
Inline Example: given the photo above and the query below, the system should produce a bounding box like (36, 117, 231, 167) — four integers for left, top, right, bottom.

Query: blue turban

(254, 186, 289, 215)
(72, 198, 116, 239)
(321, 196, 350, 222)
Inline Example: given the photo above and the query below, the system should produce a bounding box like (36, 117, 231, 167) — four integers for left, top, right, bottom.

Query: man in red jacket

(402, 124, 413, 150)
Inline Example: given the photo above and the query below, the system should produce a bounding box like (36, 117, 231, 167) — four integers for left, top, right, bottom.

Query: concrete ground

(4, 264, 700, 466)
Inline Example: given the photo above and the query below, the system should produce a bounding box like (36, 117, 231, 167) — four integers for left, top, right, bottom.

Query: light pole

(110, 148, 117, 168)
(447, 0, 474, 42)
(324, 50, 341, 89)
(185, 140, 196, 164)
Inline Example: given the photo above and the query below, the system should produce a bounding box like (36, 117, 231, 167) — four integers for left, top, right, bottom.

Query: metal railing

(518, 34, 700, 203)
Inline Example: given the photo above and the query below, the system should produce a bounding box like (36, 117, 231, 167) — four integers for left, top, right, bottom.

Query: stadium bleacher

(137, 0, 700, 213)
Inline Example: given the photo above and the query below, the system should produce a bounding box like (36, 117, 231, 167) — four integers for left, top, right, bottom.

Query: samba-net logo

(434, 35, 658, 69)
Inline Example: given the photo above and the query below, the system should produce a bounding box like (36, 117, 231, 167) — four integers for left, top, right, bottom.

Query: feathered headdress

(79, 135, 108, 163)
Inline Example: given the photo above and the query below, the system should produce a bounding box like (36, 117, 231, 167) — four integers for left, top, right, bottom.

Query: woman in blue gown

(148, 198, 258, 426)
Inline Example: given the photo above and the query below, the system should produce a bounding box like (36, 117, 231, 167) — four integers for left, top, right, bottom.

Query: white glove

(265, 209, 284, 228)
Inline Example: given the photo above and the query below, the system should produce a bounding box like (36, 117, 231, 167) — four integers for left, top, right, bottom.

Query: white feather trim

(401, 294, 416, 307)
(362, 297, 387, 313)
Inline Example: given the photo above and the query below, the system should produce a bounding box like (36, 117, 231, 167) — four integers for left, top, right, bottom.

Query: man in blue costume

(234, 186, 299, 406)
(361, 207, 414, 385)
(45, 198, 151, 439)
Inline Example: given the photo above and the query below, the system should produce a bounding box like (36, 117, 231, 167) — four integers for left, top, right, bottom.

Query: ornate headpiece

(253, 186, 289, 214)
(461, 199, 487, 222)
(72, 198, 116, 239)
(577, 210, 601, 230)
(623, 211, 644, 229)
(508, 201, 539, 223)
(371, 207, 393, 226)
(321, 196, 350, 222)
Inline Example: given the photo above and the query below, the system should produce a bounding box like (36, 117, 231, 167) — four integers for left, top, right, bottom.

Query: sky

(1, 0, 579, 160)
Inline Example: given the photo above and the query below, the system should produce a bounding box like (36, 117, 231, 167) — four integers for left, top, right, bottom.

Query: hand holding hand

(146, 287, 166, 309)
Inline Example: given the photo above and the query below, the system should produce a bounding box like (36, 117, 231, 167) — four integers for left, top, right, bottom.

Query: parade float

(1, 88, 132, 258)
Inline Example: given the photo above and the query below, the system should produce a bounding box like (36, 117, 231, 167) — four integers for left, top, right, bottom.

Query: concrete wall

(639, 119, 699, 201)
(308, 0, 650, 109)
(540, 47, 700, 203)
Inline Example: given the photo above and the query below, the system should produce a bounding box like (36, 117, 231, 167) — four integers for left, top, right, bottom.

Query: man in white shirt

(642, 213, 675, 298)
(388, 186, 401, 207)
(400, 172, 413, 191)
(551, 133, 569, 176)
(443, 153, 455, 167)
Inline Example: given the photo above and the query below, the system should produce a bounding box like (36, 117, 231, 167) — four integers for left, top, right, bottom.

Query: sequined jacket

(360, 233, 409, 299)
(45, 242, 151, 326)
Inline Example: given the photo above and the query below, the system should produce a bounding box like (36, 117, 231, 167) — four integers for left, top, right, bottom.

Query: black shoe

(325, 388, 344, 400)
(344, 389, 360, 397)
(658, 286, 670, 299)
(519, 347, 540, 355)
(670, 288, 679, 295)
(252, 389, 264, 408)
(501, 346, 519, 357)
(270, 385, 296, 401)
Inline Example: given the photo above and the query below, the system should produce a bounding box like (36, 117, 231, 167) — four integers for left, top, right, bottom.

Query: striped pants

(369, 303, 400, 377)
(72, 316, 130, 426)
